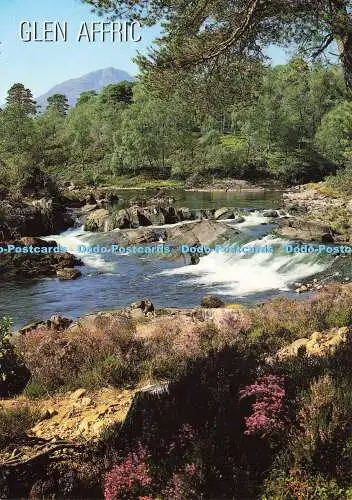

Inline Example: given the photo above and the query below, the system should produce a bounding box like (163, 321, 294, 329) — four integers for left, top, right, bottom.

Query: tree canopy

(81, 0, 352, 91)
(1, 58, 350, 190)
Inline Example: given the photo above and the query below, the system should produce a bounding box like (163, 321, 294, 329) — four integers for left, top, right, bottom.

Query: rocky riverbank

(83, 202, 246, 232)
(281, 183, 352, 243)
(0, 237, 83, 280)
(1, 283, 352, 498)
(0, 197, 74, 240)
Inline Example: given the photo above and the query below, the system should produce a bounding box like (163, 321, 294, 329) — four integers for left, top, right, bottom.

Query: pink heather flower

(104, 443, 152, 500)
(239, 375, 287, 438)
(163, 463, 201, 500)
(184, 463, 197, 476)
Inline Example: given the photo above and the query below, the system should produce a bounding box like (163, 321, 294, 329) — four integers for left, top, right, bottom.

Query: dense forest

(0, 59, 351, 192)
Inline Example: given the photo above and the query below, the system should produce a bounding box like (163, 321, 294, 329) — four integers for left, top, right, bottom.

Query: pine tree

(47, 94, 69, 115)
(6, 83, 37, 115)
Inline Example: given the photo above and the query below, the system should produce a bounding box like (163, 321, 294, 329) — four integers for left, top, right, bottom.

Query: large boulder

(56, 268, 82, 280)
(277, 218, 334, 242)
(272, 327, 350, 361)
(201, 295, 225, 308)
(214, 207, 236, 220)
(112, 219, 238, 248)
(166, 219, 238, 246)
(84, 204, 197, 232)
(18, 315, 73, 335)
(84, 208, 110, 232)
(0, 237, 83, 280)
(263, 209, 280, 218)
(0, 198, 73, 239)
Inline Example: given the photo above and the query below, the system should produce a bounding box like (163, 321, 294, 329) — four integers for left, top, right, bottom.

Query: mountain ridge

(36, 67, 134, 109)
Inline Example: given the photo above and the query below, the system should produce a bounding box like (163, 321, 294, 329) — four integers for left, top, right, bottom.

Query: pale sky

(0, 0, 288, 102)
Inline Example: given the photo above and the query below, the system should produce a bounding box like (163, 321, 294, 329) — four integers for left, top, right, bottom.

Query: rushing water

(0, 190, 338, 329)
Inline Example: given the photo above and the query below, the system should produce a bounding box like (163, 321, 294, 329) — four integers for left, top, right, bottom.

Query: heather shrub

(0, 403, 39, 449)
(289, 375, 352, 478)
(24, 379, 51, 399)
(0, 316, 30, 397)
(76, 355, 141, 389)
(239, 375, 288, 440)
(140, 317, 203, 380)
(144, 353, 188, 380)
(120, 347, 265, 498)
(203, 310, 252, 350)
(163, 462, 202, 500)
(200, 295, 225, 308)
(249, 285, 352, 350)
(104, 443, 152, 500)
(18, 317, 144, 394)
(143, 316, 202, 358)
(263, 471, 351, 499)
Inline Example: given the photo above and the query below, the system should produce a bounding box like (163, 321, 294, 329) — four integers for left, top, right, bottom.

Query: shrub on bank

(239, 375, 287, 439)
(0, 316, 30, 397)
(17, 284, 352, 397)
(249, 285, 352, 350)
(19, 315, 204, 395)
(0, 403, 39, 449)
(104, 443, 152, 500)
(263, 472, 352, 500)
(19, 316, 144, 394)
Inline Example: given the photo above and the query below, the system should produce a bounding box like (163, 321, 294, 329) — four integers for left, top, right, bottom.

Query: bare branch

(312, 33, 335, 57)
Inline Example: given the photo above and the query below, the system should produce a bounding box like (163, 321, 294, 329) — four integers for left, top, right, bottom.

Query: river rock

(85, 193, 96, 205)
(277, 218, 334, 243)
(84, 208, 110, 232)
(0, 198, 73, 240)
(166, 219, 238, 246)
(56, 268, 82, 280)
(176, 207, 194, 221)
(85, 204, 197, 232)
(18, 315, 73, 335)
(272, 326, 350, 361)
(263, 209, 280, 218)
(130, 298, 155, 316)
(214, 207, 236, 220)
(112, 219, 238, 248)
(0, 237, 83, 280)
(80, 203, 98, 215)
(201, 295, 225, 308)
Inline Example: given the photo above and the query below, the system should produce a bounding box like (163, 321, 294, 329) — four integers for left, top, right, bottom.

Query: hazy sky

(0, 0, 288, 102)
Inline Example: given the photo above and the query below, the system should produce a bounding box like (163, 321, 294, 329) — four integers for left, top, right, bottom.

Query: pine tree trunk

(336, 32, 352, 93)
(332, 1, 352, 95)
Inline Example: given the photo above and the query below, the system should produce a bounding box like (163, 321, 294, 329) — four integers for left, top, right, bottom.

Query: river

(0, 189, 339, 329)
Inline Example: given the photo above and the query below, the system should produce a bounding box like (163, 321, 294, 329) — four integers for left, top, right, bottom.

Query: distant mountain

(36, 67, 134, 110)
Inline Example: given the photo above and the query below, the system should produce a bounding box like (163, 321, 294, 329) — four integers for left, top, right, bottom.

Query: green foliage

(6, 83, 36, 115)
(325, 164, 352, 195)
(80, 0, 352, 94)
(0, 317, 30, 397)
(3, 285, 352, 497)
(0, 59, 350, 188)
(46, 94, 69, 115)
(249, 285, 352, 350)
(315, 101, 352, 165)
(263, 472, 351, 499)
(0, 403, 39, 449)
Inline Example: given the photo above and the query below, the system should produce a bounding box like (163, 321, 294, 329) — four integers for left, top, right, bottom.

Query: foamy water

(159, 235, 328, 296)
(43, 226, 117, 272)
(1, 205, 339, 329)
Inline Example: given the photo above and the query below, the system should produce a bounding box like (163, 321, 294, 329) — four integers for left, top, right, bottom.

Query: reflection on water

(115, 188, 283, 210)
